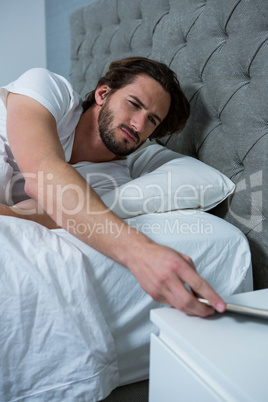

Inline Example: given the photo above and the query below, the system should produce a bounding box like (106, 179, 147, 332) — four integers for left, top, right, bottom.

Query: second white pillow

(101, 142, 235, 218)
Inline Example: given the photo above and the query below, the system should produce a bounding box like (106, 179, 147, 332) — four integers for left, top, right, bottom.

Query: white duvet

(0, 210, 252, 402)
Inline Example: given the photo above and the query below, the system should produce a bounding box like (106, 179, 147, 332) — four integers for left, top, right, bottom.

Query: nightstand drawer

(149, 334, 220, 402)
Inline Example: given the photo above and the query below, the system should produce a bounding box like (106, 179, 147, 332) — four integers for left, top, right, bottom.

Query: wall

(45, 0, 96, 81)
(0, 0, 97, 86)
(0, 0, 46, 86)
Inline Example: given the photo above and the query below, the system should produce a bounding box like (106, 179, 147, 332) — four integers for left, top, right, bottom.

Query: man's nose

(130, 112, 146, 133)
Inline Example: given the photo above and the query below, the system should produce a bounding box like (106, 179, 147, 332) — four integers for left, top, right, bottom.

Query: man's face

(98, 74, 171, 157)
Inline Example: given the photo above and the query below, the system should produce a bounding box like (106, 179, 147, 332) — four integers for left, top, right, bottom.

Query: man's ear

(95, 85, 111, 106)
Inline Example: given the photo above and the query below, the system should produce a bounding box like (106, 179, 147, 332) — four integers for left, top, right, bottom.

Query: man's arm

(6, 93, 225, 317)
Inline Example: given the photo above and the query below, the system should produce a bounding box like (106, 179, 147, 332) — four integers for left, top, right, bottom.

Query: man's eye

(149, 116, 157, 126)
(128, 100, 139, 108)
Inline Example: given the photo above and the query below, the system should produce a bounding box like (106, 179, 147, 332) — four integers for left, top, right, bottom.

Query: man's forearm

(24, 157, 147, 267)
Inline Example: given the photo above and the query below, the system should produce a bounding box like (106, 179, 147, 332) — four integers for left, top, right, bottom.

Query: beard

(98, 100, 144, 157)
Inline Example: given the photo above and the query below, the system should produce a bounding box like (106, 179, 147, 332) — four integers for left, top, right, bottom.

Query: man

(0, 57, 226, 316)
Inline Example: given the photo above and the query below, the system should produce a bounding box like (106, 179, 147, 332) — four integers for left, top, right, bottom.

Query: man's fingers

(161, 253, 226, 315)
(176, 260, 226, 313)
(165, 278, 216, 317)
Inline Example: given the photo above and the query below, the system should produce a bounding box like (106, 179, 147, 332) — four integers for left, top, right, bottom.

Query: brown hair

(82, 57, 190, 139)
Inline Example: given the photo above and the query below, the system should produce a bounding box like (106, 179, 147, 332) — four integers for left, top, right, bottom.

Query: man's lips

(120, 126, 138, 143)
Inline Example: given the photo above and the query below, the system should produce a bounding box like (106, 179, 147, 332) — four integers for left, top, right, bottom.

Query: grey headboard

(70, 0, 268, 290)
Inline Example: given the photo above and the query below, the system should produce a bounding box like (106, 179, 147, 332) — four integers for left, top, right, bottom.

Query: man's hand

(125, 238, 226, 317)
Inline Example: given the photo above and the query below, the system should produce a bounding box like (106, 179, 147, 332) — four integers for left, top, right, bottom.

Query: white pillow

(72, 159, 131, 197)
(101, 141, 235, 218)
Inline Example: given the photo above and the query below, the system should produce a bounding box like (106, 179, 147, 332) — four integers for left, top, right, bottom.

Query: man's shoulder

(3, 68, 82, 122)
(18, 68, 70, 88)
(16, 68, 81, 105)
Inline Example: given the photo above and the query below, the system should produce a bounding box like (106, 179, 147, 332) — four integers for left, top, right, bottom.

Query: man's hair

(82, 57, 190, 139)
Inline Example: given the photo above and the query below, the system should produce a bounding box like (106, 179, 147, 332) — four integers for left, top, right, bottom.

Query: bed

(1, 0, 267, 401)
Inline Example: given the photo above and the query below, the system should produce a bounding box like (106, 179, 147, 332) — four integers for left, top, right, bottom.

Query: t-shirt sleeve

(2, 68, 81, 122)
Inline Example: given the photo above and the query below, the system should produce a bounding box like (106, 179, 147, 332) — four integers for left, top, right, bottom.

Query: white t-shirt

(0, 68, 83, 203)
(0, 68, 83, 163)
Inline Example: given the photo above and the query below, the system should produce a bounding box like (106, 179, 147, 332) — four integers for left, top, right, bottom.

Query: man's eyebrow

(129, 95, 163, 124)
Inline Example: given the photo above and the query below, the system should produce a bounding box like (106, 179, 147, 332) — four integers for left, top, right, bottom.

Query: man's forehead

(126, 73, 162, 90)
(123, 74, 169, 98)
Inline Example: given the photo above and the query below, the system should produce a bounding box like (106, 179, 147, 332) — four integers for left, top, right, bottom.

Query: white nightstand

(149, 289, 268, 402)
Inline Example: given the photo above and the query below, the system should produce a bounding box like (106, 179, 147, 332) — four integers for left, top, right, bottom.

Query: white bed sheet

(0, 211, 253, 401)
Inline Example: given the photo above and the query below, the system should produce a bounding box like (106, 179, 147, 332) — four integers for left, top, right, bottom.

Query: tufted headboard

(70, 0, 268, 290)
